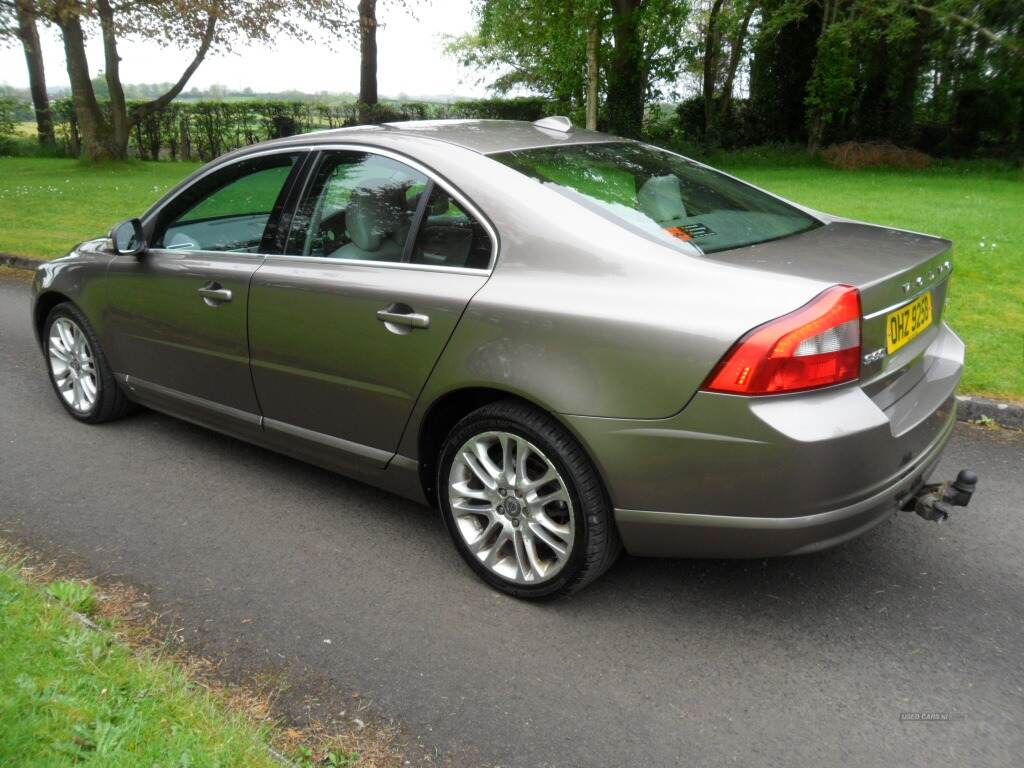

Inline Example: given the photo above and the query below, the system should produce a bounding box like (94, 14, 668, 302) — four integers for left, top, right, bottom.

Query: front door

(104, 150, 304, 436)
(248, 148, 494, 473)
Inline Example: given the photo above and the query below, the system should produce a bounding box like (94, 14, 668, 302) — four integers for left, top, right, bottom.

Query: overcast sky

(0, 1, 492, 98)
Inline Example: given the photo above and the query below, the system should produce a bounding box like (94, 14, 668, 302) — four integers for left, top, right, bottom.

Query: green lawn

(0, 157, 200, 259)
(0, 564, 281, 767)
(0, 155, 1020, 400)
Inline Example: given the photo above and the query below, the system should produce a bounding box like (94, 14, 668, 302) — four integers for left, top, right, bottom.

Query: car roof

(246, 119, 623, 156)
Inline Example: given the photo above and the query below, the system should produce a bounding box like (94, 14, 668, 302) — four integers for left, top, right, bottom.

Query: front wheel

(43, 302, 132, 424)
(437, 400, 621, 599)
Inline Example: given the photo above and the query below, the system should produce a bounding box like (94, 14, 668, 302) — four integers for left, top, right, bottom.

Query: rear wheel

(43, 303, 132, 424)
(437, 400, 620, 598)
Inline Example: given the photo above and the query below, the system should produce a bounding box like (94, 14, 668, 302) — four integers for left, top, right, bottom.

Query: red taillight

(703, 285, 862, 395)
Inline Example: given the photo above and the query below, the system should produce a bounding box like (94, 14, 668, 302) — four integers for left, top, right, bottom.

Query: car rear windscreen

(491, 142, 822, 254)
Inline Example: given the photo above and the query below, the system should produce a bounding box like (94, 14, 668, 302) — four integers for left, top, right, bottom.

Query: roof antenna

(533, 116, 573, 133)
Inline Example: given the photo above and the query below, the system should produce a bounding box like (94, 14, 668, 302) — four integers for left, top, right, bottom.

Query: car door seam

(384, 271, 496, 470)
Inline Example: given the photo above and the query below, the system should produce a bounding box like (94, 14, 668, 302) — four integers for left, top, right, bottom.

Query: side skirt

(115, 374, 428, 506)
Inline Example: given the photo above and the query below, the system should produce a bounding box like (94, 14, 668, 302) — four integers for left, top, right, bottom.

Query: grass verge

(0, 540, 403, 767)
(0, 154, 1019, 399)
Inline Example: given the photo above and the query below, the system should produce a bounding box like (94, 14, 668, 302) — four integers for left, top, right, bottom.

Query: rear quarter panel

(388, 139, 836, 458)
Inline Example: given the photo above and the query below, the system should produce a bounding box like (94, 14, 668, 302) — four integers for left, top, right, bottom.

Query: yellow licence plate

(886, 292, 933, 354)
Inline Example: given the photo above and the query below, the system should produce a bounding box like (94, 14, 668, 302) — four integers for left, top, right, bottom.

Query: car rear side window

(491, 142, 821, 254)
(408, 185, 492, 270)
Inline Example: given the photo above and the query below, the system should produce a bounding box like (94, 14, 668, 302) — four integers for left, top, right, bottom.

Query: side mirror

(109, 218, 146, 256)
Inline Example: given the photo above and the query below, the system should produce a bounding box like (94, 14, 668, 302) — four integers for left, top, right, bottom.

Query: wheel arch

(33, 291, 73, 347)
(415, 386, 613, 511)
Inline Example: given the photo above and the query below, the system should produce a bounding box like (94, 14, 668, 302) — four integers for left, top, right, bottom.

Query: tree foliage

(28, 0, 358, 160)
(452, 0, 691, 136)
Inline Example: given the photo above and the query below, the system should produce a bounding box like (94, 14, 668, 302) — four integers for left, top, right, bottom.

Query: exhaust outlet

(903, 469, 978, 522)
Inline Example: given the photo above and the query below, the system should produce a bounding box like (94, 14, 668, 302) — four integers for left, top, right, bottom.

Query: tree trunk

(607, 0, 644, 138)
(97, 0, 130, 158)
(715, 3, 754, 133)
(702, 0, 725, 142)
(55, 9, 112, 160)
(805, 0, 836, 154)
(358, 0, 378, 121)
(889, 8, 928, 145)
(14, 0, 54, 146)
(585, 22, 600, 130)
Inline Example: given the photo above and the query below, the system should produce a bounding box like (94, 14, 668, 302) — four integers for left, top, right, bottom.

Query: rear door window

(285, 151, 427, 261)
(285, 150, 492, 269)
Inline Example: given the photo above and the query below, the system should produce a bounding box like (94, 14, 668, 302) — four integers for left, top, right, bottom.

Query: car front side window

(154, 152, 300, 253)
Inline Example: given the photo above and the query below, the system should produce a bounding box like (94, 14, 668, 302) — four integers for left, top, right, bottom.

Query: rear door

(105, 150, 305, 436)
(248, 148, 494, 473)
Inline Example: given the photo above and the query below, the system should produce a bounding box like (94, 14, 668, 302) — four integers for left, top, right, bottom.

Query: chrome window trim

(143, 142, 500, 275)
(261, 253, 490, 277)
(142, 248, 267, 261)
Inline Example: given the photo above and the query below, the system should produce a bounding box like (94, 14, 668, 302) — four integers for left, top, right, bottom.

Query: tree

(0, 0, 55, 145)
(606, 0, 644, 136)
(454, 0, 690, 137)
(358, 0, 378, 113)
(748, 0, 820, 144)
(697, 0, 756, 144)
(37, 0, 352, 160)
(452, 0, 602, 111)
(354, 0, 413, 122)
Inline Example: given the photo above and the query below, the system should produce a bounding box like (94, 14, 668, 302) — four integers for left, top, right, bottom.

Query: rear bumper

(614, 406, 953, 557)
(565, 322, 964, 558)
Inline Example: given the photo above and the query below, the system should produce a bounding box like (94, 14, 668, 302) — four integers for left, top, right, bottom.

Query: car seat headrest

(346, 180, 410, 252)
(638, 174, 686, 223)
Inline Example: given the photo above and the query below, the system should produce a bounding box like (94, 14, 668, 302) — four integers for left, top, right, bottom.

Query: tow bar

(902, 469, 978, 522)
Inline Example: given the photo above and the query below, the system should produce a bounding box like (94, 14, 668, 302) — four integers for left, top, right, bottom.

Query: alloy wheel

(448, 431, 575, 584)
(48, 317, 98, 414)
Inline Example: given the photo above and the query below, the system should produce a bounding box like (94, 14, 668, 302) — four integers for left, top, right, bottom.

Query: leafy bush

(669, 96, 763, 149)
(821, 141, 932, 170)
(0, 97, 21, 156)
(449, 97, 568, 122)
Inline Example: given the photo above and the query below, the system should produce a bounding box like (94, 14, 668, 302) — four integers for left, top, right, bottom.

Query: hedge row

(21, 97, 564, 161)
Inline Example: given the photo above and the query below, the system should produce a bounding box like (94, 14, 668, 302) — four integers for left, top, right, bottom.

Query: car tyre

(437, 399, 621, 598)
(43, 302, 132, 424)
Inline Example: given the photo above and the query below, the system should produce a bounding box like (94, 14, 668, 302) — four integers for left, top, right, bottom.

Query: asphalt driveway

(1, 272, 1022, 767)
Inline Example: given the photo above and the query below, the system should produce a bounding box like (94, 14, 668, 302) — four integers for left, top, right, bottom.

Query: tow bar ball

(908, 469, 979, 523)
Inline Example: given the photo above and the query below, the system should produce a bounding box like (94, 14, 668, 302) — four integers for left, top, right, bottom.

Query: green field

(0, 155, 1020, 400)
(0, 564, 281, 767)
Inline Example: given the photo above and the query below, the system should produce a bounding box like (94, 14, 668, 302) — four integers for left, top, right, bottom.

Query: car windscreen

(490, 142, 822, 254)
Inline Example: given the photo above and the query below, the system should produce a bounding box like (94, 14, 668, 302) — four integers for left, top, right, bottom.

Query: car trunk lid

(707, 219, 954, 400)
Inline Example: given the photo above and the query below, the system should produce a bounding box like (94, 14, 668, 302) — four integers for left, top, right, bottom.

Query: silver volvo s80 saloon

(31, 117, 975, 598)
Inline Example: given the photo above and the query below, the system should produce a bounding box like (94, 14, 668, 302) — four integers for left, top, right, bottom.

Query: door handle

(198, 284, 233, 305)
(376, 307, 430, 330)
